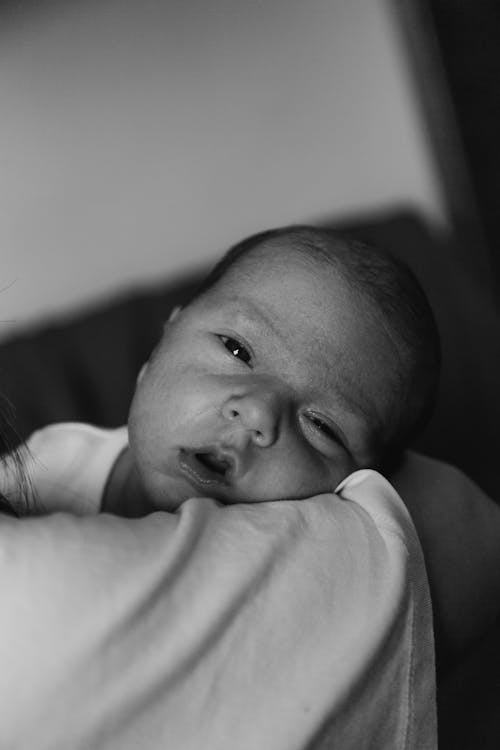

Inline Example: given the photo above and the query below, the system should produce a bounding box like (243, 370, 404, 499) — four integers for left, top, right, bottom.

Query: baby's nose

(222, 389, 280, 447)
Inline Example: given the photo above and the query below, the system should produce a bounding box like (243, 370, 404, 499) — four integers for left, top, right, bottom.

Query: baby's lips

(213, 444, 247, 483)
(178, 449, 227, 487)
(178, 444, 243, 486)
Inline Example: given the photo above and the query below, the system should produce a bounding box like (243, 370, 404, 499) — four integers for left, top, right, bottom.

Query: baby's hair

(0, 391, 30, 516)
(189, 225, 441, 469)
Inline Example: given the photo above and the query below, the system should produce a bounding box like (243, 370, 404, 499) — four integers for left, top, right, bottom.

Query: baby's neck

(102, 446, 156, 517)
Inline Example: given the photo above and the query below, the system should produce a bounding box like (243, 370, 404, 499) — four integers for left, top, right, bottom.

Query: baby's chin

(144, 484, 260, 511)
(140, 472, 301, 511)
(147, 481, 337, 512)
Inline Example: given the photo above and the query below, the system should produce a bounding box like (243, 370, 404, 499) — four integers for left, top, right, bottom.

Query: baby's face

(128, 245, 398, 511)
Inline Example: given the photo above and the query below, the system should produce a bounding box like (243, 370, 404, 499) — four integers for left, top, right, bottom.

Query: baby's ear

(167, 305, 182, 323)
(137, 362, 148, 384)
(161, 306, 182, 335)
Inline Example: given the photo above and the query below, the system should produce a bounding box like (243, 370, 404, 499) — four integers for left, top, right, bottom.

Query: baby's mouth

(178, 448, 235, 487)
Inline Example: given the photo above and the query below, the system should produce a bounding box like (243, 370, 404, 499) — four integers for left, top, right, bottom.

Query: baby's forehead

(212, 242, 350, 307)
(230, 240, 334, 277)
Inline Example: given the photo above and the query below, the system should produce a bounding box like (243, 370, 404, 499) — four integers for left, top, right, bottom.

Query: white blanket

(0, 469, 436, 749)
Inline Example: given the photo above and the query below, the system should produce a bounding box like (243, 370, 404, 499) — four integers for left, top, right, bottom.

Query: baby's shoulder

(21, 422, 127, 515)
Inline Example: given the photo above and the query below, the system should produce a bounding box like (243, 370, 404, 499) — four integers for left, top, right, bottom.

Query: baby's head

(128, 226, 440, 510)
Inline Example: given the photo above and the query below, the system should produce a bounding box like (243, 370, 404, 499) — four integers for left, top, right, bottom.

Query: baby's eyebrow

(215, 296, 284, 339)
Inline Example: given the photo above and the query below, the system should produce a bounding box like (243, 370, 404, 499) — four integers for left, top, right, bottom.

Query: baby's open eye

(219, 335, 252, 365)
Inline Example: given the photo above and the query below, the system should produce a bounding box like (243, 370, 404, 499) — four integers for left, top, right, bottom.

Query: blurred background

(1, 0, 483, 336)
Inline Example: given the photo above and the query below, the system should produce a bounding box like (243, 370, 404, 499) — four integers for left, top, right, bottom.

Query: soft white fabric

(0, 461, 436, 749)
(0, 423, 128, 515)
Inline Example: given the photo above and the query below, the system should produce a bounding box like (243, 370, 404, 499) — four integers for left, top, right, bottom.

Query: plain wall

(0, 0, 446, 337)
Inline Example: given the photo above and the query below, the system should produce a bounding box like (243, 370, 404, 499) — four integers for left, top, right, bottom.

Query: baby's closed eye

(306, 413, 339, 442)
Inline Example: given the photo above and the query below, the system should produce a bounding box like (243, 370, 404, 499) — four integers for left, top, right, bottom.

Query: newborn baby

(104, 225, 440, 515)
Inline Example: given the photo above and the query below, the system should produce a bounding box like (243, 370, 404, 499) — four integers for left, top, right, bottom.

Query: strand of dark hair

(0, 391, 30, 516)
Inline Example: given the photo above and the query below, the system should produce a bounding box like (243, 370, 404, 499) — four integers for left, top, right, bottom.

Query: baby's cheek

(264, 453, 337, 500)
(328, 452, 360, 487)
(293, 453, 354, 498)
